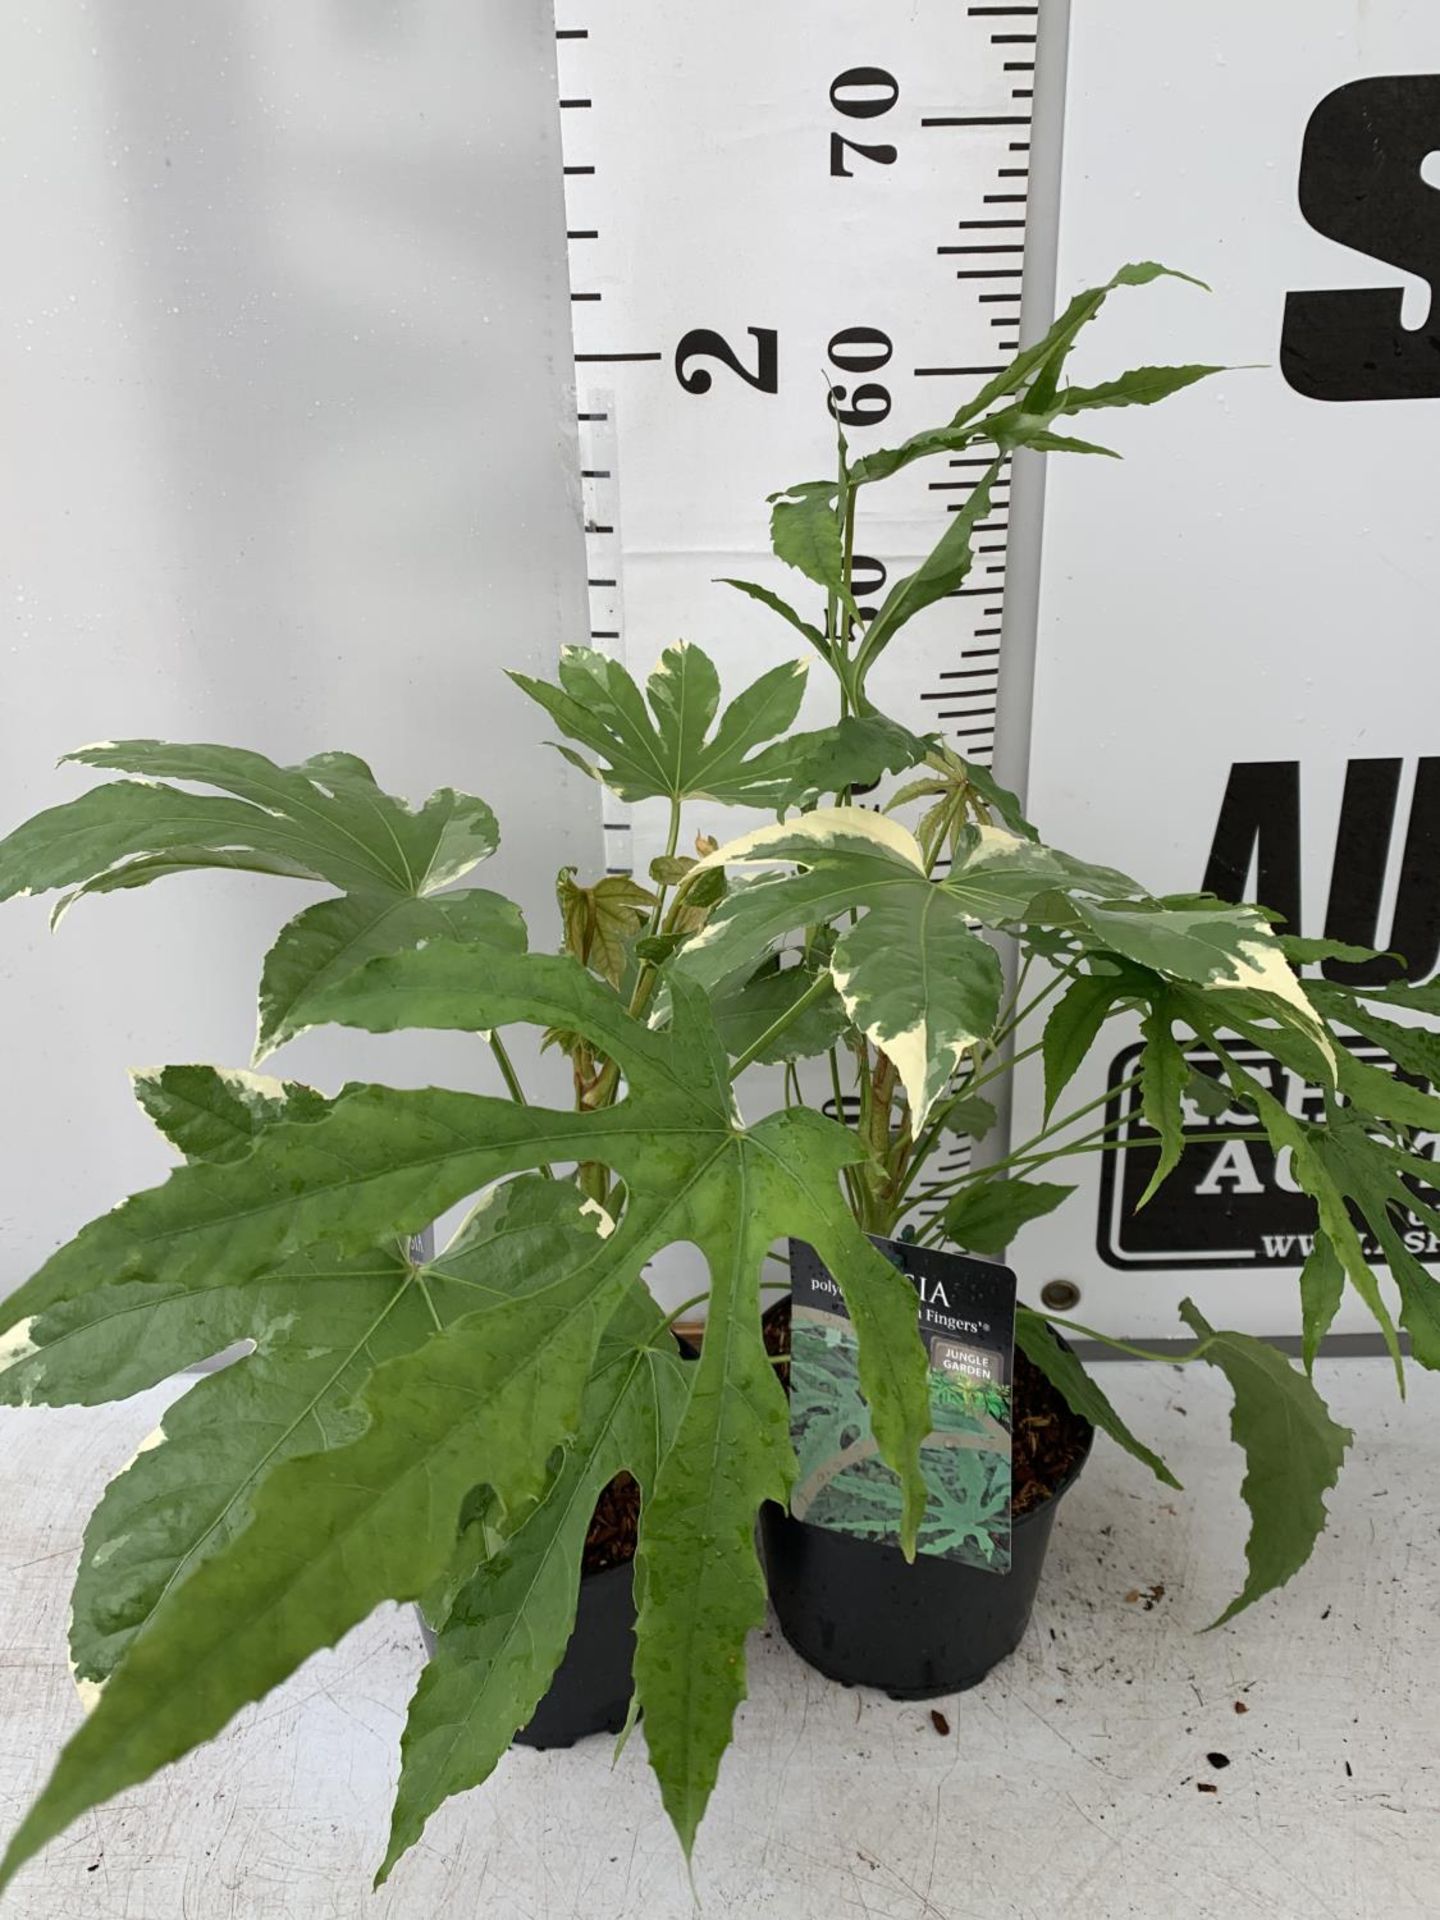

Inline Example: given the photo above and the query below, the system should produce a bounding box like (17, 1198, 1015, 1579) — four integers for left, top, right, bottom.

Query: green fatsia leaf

(1208, 1065, 1407, 1384)
(1042, 971, 1126, 1117)
(380, 1320, 689, 1884)
(258, 887, 526, 1058)
(66, 1177, 610, 1696)
(940, 1177, 1074, 1256)
(1309, 982, 1440, 1088)
(68, 1246, 416, 1689)
(831, 888, 1004, 1129)
(855, 463, 999, 673)
(511, 642, 812, 807)
(1300, 1112, 1440, 1371)
(713, 958, 849, 1065)
(512, 643, 921, 813)
(1300, 1233, 1345, 1376)
(767, 480, 847, 603)
(0, 1230, 633, 1898)
(0, 955, 929, 1880)
(0, 739, 498, 910)
(778, 713, 935, 806)
(1178, 1300, 1352, 1627)
(132, 1064, 331, 1164)
(1015, 1310, 1179, 1489)
(847, 263, 1207, 487)
(1051, 362, 1223, 416)
(1137, 996, 1189, 1205)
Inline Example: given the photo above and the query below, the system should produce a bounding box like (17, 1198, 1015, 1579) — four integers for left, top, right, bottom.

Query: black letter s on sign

(1281, 75, 1440, 401)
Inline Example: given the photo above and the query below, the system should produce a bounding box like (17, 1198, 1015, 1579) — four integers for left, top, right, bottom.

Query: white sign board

(1010, 0, 1440, 1334)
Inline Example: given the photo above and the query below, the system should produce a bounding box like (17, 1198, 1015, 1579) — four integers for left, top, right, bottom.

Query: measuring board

(554, 2, 1047, 884)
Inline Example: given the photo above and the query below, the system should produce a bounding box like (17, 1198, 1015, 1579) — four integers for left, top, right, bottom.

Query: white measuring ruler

(553, 1, 1051, 884)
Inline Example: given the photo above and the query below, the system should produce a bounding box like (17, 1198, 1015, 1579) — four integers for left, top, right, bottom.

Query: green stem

(644, 797, 684, 939)
(1034, 1311, 1212, 1365)
(487, 1032, 554, 1179)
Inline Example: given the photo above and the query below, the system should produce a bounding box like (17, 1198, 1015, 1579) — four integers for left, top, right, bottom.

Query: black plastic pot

(414, 1333, 696, 1750)
(761, 1351, 1093, 1700)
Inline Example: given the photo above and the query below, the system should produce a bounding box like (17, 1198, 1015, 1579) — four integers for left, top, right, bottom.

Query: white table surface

(2, 1355, 1435, 1919)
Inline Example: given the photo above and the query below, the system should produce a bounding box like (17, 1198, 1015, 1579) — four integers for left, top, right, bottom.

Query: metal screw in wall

(1040, 1279, 1081, 1313)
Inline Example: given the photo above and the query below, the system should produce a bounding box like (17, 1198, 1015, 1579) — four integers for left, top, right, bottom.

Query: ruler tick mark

(559, 98, 593, 109)
(575, 351, 663, 363)
(564, 165, 596, 176)
(915, 362, 1005, 375)
(923, 115, 1031, 128)
(955, 268, 1023, 279)
(937, 244, 1024, 255)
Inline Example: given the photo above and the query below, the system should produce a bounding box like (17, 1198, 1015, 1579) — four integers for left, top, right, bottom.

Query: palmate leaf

(511, 641, 927, 812)
(1, 1229, 635, 1898)
(1179, 1301, 1352, 1628)
(380, 1307, 689, 1884)
(0, 950, 930, 1889)
(286, 947, 931, 1853)
(0, 740, 500, 908)
(0, 740, 516, 1058)
(65, 1170, 609, 1695)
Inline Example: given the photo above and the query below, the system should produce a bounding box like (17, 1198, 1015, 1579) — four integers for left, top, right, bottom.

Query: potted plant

(1, 261, 1435, 1895)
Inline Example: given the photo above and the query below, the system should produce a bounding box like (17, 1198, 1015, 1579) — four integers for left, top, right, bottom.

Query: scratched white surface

(2, 1358, 1436, 1920)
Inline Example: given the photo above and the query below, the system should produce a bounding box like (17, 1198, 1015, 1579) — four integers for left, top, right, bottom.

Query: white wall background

(0, 2, 596, 1290)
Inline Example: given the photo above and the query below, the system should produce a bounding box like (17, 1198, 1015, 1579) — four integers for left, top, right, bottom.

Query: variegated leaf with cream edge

(0, 739, 522, 1061)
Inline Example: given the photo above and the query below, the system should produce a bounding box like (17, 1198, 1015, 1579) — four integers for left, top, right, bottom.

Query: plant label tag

(788, 1237, 1017, 1574)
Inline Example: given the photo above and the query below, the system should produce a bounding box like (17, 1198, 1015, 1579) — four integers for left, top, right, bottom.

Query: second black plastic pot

(761, 1376, 1093, 1700)
(416, 1556, 637, 1750)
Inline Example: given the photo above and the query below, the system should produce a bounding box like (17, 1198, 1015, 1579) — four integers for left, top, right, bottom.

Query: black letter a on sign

(1203, 762, 1301, 932)
(1282, 75, 1440, 402)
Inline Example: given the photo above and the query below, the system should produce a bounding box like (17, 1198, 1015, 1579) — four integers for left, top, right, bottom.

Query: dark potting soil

(583, 1470, 640, 1575)
(576, 1292, 1091, 1572)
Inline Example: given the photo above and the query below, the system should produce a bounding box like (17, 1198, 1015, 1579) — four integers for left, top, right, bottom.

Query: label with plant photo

(788, 1237, 1017, 1573)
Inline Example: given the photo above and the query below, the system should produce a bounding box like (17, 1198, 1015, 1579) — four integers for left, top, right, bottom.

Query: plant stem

(643, 797, 683, 938)
(1034, 1311, 1212, 1365)
(488, 1032, 553, 1178)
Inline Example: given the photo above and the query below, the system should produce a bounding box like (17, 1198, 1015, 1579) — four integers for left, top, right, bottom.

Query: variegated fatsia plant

(2, 263, 1437, 1893)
